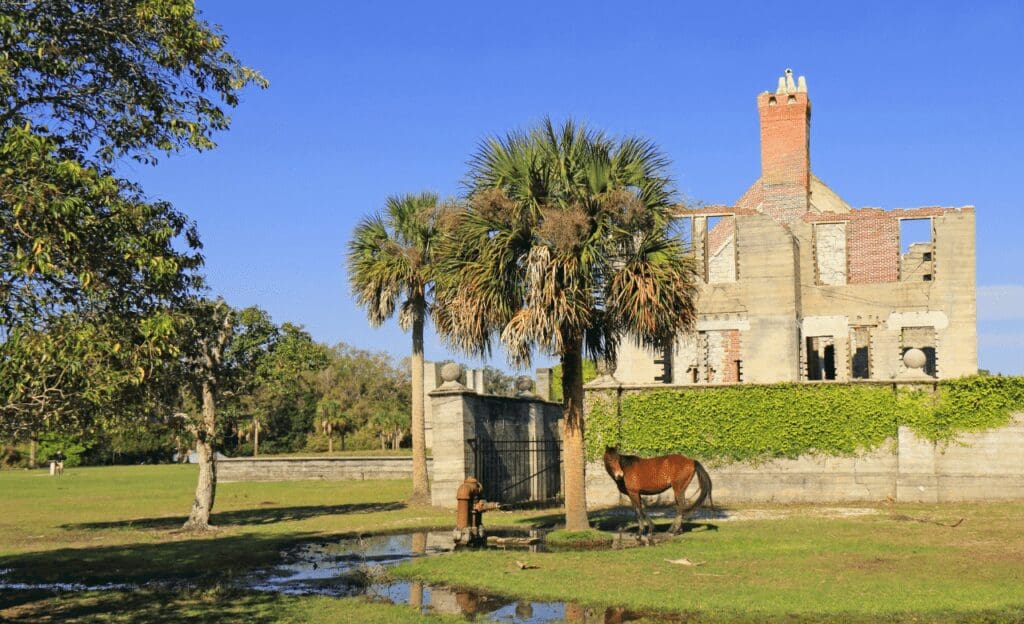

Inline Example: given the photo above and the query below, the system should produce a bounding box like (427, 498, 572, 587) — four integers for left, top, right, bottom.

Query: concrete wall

(428, 382, 562, 508)
(218, 456, 432, 483)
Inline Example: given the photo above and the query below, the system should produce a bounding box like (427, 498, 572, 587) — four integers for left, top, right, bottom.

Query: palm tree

(433, 119, 699, 530)
(316, 397, 349, 453)
(347, 193, 445, 503)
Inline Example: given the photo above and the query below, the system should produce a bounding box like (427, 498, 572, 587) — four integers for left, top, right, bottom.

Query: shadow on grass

(0, 531, 320, 585)
(522, 504, 729, 533)
(0, 588, 290, 624)
(61, 501, 405, 531)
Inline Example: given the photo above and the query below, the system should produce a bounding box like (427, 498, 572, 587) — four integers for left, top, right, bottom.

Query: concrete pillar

(535, 368, 553, 401)
(527, 403, 541, 500)
(429, 385, 477, 508)
(896, 425, 938, 503)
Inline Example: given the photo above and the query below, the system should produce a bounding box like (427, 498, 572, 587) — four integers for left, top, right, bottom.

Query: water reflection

(244, 530, 681, 623)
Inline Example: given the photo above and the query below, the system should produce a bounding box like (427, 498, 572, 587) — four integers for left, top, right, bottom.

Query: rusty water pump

(453, 477, 500, 545)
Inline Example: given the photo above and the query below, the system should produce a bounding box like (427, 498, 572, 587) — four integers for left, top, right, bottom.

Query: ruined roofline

(803, 206, 974, 222)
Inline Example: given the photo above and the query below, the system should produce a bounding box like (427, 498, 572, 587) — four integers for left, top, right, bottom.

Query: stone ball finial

(440, 362, 463, 383)
(515, 376, 535, 395)
(903, 348, 927, 370)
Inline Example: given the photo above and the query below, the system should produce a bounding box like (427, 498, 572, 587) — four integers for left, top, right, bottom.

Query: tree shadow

(61, 501, 405, 531)
(0, 531, 320, 585)
(1, 588, 290, 624)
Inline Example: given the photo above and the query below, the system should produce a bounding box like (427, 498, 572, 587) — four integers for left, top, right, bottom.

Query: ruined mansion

(617, 69, 976, 384)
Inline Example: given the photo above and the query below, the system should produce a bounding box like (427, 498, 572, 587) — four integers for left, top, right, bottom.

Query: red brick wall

(846, 210, 899, 283)
(722, 329, 742, 383)
(804, 207, 955, 284)
(758, 91, 810, 224)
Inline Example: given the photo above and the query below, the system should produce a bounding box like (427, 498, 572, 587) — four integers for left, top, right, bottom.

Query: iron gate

(467, 439, 562, 504)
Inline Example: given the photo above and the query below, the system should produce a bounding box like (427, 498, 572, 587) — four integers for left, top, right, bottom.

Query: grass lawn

(0, 464, 535, 622)
(395, 503, 1024, 622)
(2, 465, 1023, 623)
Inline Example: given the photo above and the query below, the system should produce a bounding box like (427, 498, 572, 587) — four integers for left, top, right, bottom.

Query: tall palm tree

(347, 192, 444, 503)
(433, 119, 699, 530)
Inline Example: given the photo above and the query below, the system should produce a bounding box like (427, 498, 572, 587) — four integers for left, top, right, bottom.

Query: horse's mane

(618, 452, 642, 468)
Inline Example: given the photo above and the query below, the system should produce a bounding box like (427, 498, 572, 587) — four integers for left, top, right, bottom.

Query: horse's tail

(684, 460, 713, 513)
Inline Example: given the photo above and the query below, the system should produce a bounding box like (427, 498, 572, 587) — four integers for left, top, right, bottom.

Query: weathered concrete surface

(586, 414, 1024, 508)
(218, 456, 432, 483)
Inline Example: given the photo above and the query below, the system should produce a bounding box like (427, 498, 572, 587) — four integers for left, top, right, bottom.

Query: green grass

(395, 503, 1024, 622)
(0, 465, 545, 622)
(545, 528, 614, 548)
(3, 465, 1024, 623)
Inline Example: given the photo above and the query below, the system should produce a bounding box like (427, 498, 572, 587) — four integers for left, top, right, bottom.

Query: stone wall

(584, 393, 1024, 508)
(217, 456, 431, 482)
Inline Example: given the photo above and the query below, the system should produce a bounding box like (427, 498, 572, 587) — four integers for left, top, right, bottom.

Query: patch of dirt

(649, 506, 881, 522)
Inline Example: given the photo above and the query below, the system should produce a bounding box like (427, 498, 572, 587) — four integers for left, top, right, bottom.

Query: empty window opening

(901, 326, 937, 377)
(670, 216, 694, 256)
(813, 222, 848, 285)
(899, 218, 934, 282)
(850, 326, 872, 379)
(806, 336, 836, 380)
(703, 215, 737, 283)
(654, 344, 672, 384)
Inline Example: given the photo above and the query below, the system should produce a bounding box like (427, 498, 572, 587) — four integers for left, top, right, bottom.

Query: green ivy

(585, 376, 1024, 462)
(550, 359, 598, 402)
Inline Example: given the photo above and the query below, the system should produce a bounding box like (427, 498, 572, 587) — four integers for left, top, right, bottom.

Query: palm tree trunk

(409, 300, 430, 504)
(328, 430, 333, 453)
(561, 341, 590, 531)
(28, 434, 37, 469)
(183, 379, 218, 530)
(253, 417, 259, 457)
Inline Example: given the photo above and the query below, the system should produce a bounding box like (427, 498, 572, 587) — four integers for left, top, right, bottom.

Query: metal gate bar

(467, 439, 562, 504)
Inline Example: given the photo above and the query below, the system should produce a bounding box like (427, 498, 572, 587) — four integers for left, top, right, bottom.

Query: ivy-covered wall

(585, 376, 1024, 463)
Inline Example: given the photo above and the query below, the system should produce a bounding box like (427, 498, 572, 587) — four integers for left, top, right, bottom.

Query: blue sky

(128, 1, 1023, 375)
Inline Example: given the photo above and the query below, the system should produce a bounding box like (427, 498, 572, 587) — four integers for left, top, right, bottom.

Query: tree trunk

(561, 341, 590, 531)
(183, 379, 218, 530)
(409, 302, 430, 504)
(28, 434, 37, 469)
(253, 418, 259, 457)
(328, 431, 333, 454)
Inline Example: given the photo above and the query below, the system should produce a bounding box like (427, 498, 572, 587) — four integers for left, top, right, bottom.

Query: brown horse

(603, 446, 712, 536)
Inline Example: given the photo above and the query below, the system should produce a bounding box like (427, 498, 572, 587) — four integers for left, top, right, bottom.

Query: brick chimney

(757, 69, 811, 225)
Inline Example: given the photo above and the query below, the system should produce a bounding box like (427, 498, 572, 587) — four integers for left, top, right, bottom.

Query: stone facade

(616, 70, 977, 384)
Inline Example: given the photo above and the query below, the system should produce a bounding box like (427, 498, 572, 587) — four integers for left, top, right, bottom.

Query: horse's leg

(638, 495, 656, 536)
(669, 485, 685, 534)
(669, 467, 698, 535)
(626, 491, 647, 536)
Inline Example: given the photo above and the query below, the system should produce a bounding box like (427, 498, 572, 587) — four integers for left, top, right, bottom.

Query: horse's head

(603, 446, 624, 481)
